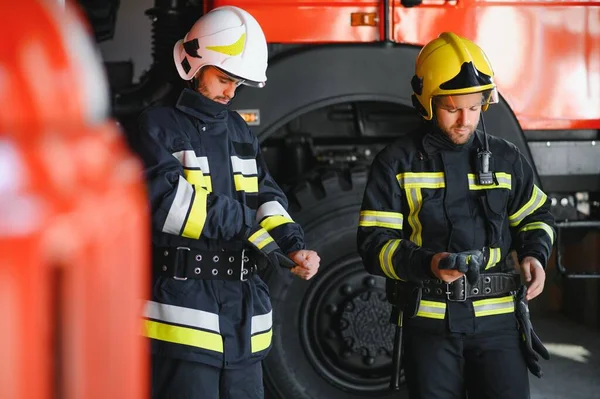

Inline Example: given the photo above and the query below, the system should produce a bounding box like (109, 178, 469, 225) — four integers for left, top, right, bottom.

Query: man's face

(195, 66, 243, 105)
(433, 93, 483, 144)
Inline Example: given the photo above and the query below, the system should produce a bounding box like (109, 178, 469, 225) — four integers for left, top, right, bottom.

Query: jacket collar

(175, 88, 228, 123)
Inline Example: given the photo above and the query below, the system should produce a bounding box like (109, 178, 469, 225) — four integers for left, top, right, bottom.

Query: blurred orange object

(0, 1, 149, 399)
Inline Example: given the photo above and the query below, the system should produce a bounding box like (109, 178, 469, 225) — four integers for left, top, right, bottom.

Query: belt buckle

(446, 275, 467, 302)
(240, 249, 251, 281)
(173, 246, 190, 280)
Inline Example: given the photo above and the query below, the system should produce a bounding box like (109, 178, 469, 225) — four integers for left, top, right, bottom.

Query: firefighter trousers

(151, 355, 264, 399)
(403, 326, 529, 399)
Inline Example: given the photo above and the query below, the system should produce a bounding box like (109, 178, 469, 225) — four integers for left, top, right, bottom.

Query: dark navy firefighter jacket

(137, 88, 306, 368)
(357, 127, 555, 334)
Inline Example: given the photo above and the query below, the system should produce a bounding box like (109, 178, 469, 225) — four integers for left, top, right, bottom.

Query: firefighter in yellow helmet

(358, 32, 554, 398)
(136, 6, 320, 398)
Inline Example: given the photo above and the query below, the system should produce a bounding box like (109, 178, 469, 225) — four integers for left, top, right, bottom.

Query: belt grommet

(424, 287, 430, 294)
(162, 265, 167, 272)
(213, 256, 219, 263)
(163, 250, 169, 256)
(227, 269, 233, 275)
(484, 287, 492, 294)
(484, 276, 491, 283)
(195, 267, 201, 275)
(212, 269, 218, 276)
(435, 288, 442, 295)
(195, 254, 202, 262)
(229, 256, 235, 263)
(436, 279, 442, 285)
(472, 288, 480, 295)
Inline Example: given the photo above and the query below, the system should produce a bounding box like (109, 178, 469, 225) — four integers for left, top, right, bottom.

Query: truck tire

(262, 168, 408, 399)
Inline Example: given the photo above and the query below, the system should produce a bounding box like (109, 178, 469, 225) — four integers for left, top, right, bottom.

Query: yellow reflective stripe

(397, 172, 445, 189)
(260, 215, 294, 232)
(248, 228, 274, 250)
(406, 188, 424, 246)
(251, 329, 272, 353)
(485, 247, 502, 270)
(184, 169, 213, 192)
(519, 222, 555, 245)
(206, 33, 246, 56)
(181, 188, 208, 239)
(509, 185, 547, 227)
(378, 239, 402, 280)
(416, 300, 446, 319)
(234, 175, 258, 193)
(359, 210, 403, 229)
(468, 172, 512, 190)
(144, 320, 223, 352)
(473, 295, 515, 317)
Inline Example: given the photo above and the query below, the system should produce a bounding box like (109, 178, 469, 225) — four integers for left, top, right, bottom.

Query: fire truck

(81, 0, 600, 397)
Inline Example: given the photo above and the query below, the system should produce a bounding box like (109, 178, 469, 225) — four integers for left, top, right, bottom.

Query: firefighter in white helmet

(136, 6, 320, 398)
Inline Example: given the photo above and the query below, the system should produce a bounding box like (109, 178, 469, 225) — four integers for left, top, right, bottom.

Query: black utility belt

(152, 246, 256, 281)
(422, 272, 521, 302)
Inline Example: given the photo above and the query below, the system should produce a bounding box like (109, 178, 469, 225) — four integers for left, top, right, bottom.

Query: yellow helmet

(411, 32, 498, 120)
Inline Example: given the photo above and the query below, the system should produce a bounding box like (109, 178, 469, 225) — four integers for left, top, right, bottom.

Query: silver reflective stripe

(397, 172, 445, 189)
(405, 188, 423, 246)
(359, 211, 403, 228)
(485, 247, 501, 270)
(417, 304, 446, 315)
(495, 173, 512, 188)
(249, 229, 272, 249)
(519, 221, 555, 245)
(379, 239, 402, 280)
(416, 300, 446, 319)
(162, 175, 193, 235)
(231, 156, 258, 175)
(468, 172, 512, 190)
(197, 156, 210, 173)
(256, 200, 292, 221)
(144, 301, 220, 333)
(172, 150, 198, 168)
(473, 296, 515, 317)
(509, 185, 547, 227)
(251, 311, 273, 334)
(173, 151, 210, 173)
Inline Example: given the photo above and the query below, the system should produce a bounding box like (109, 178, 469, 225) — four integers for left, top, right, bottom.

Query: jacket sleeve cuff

(517, 247, 548, 269)
(411, 248, 437, 281)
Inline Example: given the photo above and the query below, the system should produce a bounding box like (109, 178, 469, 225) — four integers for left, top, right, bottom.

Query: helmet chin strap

(188, 75, 200, 91)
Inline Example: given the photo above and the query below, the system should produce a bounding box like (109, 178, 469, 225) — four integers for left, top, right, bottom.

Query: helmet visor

(433, 88, 498, 111)
(215, 66, 265, 88)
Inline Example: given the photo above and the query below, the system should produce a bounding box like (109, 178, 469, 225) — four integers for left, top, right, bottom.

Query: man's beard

(441, 124, 475, 144)
(199, 83, 231, 104)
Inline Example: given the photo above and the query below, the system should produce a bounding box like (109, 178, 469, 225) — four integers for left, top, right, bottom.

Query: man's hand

(520, 256, 545, 301)
(431, 252, 464, 283)
(288, 250, 320, 280)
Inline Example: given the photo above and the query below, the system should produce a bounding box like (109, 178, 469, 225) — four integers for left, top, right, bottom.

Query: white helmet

(173, 6, 268, 88)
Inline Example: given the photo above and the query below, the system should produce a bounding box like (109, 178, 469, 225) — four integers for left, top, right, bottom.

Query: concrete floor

(530, 313, 600, 399)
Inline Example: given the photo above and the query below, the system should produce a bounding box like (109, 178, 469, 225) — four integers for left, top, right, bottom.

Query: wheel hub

(340, 291, 395, 359)
(300, 257, 398, 393)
